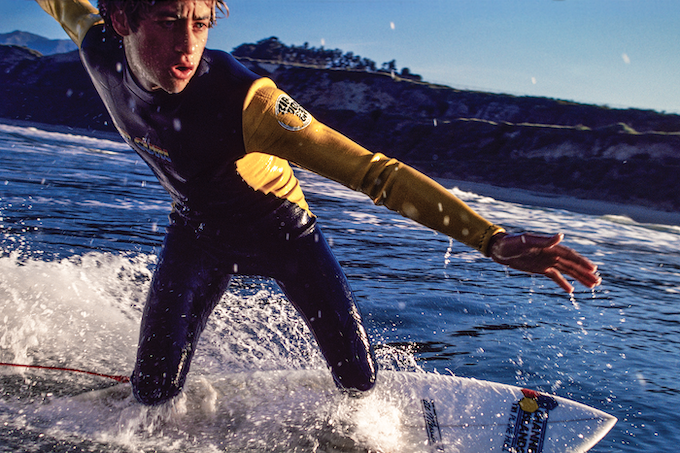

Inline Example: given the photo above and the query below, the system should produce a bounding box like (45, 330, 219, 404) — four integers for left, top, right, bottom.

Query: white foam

(0, 124, 129, 154)
(0, 252, 145, 371)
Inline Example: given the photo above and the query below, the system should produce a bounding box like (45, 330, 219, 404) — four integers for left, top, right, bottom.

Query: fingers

(549, 243, 601, 288)
(553, 257, 602, 289)
(544, 268, 574, 294)
(553, 243, 598, 272)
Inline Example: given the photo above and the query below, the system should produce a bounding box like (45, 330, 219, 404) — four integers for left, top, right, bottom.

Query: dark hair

(98, 0, 229, 35)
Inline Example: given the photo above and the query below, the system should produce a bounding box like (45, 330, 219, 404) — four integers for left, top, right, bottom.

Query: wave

(600, 214, 680, 235)
(0, 123, 129, 155)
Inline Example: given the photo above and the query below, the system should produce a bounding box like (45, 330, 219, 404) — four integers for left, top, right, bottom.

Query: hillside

(0, 30, 77, 56)
(1, 37, 680, 214)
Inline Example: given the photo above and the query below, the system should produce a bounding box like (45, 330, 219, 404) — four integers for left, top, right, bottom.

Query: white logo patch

(275, 94, 312, 131)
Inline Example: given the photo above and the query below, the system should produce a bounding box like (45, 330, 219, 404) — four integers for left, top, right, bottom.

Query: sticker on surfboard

(502, 389, 559, 453)
(422, 399, 445, 451)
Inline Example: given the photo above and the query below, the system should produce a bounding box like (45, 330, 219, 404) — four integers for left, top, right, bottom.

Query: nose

(174, 24, 199, 55)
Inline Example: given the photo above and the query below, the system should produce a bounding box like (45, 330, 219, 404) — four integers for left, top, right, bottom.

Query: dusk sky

(2, 0, 679, 114)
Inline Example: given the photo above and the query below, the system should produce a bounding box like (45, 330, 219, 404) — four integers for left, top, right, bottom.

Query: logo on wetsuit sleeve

(275, 94, 312, 131)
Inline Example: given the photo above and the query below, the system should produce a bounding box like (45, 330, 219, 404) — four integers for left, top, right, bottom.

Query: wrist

(487, 231, 508, 258)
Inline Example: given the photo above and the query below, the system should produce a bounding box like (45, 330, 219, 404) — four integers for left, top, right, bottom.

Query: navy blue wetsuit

(79, 25, 376, 404)
(39, 0, 503, 407)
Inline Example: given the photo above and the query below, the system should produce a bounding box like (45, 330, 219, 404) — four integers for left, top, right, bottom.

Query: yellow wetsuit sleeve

(242, 78, 505, 255)
(35, 0, 103, 48)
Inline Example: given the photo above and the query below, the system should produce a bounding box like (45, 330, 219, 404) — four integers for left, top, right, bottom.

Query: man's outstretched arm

(242, 79, 504, 256)
(241, 80, 601, 293)
(35, 0, 102, 48)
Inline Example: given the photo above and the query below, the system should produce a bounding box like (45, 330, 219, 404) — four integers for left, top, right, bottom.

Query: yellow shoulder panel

(235, 152, 311, 215)
(241, 79, 504, 255)
(36, 0, 103, 47)
(237, 78, 312, 215)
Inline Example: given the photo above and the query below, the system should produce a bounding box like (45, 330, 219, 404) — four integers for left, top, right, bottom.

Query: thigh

(274, 227, 377, 393)
(131, 224, 232, 405)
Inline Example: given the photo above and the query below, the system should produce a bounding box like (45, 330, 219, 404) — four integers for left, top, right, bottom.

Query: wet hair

(98, 0, 229, 35)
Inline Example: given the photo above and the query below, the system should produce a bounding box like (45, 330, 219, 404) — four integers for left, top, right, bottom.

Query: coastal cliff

(1, 38, 679, 214)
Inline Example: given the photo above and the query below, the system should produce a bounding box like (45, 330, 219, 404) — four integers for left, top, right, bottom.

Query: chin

(151, 76, 190, 94)
(158, 84, 187, 95)
(167, 81, 191, 94)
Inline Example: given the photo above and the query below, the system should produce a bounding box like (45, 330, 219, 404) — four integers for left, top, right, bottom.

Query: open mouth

(171, 64, 194, 80)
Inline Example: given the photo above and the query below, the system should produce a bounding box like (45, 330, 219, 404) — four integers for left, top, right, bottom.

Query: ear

(110, 9, 132, 37)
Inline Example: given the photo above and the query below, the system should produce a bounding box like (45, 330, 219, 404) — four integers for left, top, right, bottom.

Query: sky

(2, 0, 680, 114)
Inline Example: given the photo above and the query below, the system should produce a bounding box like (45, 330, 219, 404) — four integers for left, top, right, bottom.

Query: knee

(331, 353, 378, 395)
(132, 335, 196, 406)
(336, 374, 377, 394)
(131, 369, 183, 406)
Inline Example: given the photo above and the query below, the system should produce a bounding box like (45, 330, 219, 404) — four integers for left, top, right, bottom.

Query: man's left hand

(488, 232, 601, 294)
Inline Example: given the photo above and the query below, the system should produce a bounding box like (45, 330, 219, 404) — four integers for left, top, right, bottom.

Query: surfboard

(364, 370, 616, 453)
(170, 369, 615, 453)
(32, 369, 616, 452)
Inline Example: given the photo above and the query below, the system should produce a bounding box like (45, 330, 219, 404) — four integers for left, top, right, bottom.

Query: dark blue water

(1, 122, 678, 452)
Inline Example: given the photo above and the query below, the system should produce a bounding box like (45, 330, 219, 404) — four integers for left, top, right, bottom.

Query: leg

(274, 227, 377, 393)
(131, 224, 231, 405)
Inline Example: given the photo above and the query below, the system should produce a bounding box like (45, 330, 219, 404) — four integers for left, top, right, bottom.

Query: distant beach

(441, 178, 680, 227)
(4, 118, 678, 228)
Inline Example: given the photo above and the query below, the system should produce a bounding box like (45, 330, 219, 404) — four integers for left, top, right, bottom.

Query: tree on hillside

(232, 37, 417, 78)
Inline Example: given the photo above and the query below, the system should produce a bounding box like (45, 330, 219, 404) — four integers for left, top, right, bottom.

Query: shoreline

(440, 178, 680, 227)
(0, 118, 122, 142)
(4, 118, 679, 227)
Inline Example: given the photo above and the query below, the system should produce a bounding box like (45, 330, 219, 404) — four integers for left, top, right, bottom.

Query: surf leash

(0, 362, 130, 383)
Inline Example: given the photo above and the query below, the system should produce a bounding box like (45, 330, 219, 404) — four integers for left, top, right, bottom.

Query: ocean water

(0, 122, 678, 452)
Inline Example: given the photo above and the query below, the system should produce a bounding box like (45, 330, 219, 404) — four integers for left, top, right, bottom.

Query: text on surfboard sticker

(503, 389, 558, 453)
(422, 399, 445, 451)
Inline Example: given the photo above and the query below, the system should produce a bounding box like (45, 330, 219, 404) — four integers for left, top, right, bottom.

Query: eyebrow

(151, 6, 212, 21)
(153, 13, 212, 21)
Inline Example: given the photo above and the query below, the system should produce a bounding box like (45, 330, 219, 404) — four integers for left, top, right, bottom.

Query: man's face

(112, 1, 214, 94)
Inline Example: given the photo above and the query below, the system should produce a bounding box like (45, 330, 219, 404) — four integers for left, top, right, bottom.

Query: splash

(0, 251, 143, 373)
(0, 249, 422, 452)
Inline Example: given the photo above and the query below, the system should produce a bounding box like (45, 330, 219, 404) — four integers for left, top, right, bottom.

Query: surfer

(36, 0, 601, 405)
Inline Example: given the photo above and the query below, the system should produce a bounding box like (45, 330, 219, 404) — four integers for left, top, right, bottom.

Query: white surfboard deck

(54, 369, 616, 452)
(183, 370, 615, 453)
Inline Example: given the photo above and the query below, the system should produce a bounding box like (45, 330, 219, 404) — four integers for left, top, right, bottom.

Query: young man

(36, 0, 601, 405)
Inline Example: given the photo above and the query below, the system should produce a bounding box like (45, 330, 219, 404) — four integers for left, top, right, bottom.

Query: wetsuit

(38, 0, 505, 405)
